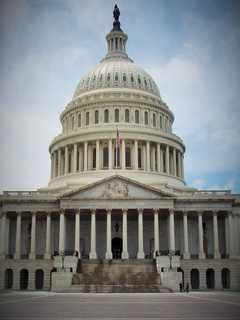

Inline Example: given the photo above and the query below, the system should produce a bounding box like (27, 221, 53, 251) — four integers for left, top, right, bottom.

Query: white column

(183, 212, 190, 259)
(14, 212, 21, 259)
(177, 150, 181, 177)
(212, 211, 220, 259)
(181, 154, 185, 179)
(166, 145, 170, 174)
(137, 209, 145, 259)
(105, 209, 112, 259)
(228, 211, 234, 258)
(173, 148, 177, 176)
(169, 209, 175, 252)
(59, 210, 65, 253)
(134, 140, 138, 170)
(198, 212, 205, 259)
(122, 209, 129, 259)
(75, 210, 81, 258)
(109, 139, 113, 170)
(121, 139, 125, 169)
(29, 212, 37, 259)
(157, 143, 161, 172)
(152, 146, 156, 171)
(78, 145, 83, 171)
(44, 213, 51, 259)
(146, 141, 150, 171)
(58, 149, 61, 177)
(89, 210, 97, 259)
(0, 213, 7, 259)
(84, 141, 88, 171)
(96, 140, 100, 170)
(64, 146, 69, 174)
(153, 209, 159, 257)
(73, 143, 78, 173)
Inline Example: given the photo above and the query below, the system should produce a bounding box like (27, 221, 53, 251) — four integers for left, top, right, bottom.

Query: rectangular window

(86, 112, 89, 126)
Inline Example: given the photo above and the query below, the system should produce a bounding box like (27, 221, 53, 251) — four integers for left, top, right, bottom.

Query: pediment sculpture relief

(101, 180, 129, 199)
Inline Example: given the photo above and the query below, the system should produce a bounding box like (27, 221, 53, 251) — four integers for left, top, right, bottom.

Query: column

(84, 141, 88, 171)
(183, 212, 190, 259)
(75, 210, 81, 258)
(58, 149, 61, 176)
(166, 145, 170, 174)
(0, 213, 7, 259)
(177, 150, 181, 177)
(64, 146, 69, 174)
(121, 139, 125, 169)
(50, 154, 53, 179)
(134, 140, 138, 170)
(109, 139, 113, 170)
(157, 143, 161, 172)
(96, 140, 100, 170)
(44, 213, 51, 259)
(29, 212, 36, 259)
(152, 146, 156, 171)
(213, 211, 220, 259)
(105, 209, 112, 259)
(153, 209, 159, 257)
(14, 212, 21, 259)
(198, 212, 205, 259)
(73, 143, 78, 173)
(228, 211, 234, 258)
(169, 209, 175, 252)
(181, 154, 185, 179)
(52, 152, 56, 178)
(122, 209, 129, 259)
(137, 209, 145, 259)
(173, 148, 177, 176)
(89, 210, 97, 259)
(59, 210, 65, 253)
(146, 141, 150, 171)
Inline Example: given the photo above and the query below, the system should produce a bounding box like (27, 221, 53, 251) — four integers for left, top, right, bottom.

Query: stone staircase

(66, 259, 172, 293)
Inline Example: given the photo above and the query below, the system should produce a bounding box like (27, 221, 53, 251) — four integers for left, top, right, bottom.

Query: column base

(183, 253, 190, 259)
(121, 251, 129, 259)
(214, 251, 221, 259)
(198, 252, 206, 259)
(29, 253, 36, 260)
(89, 252, 97, 259)
(14, 253, 20, 260)
(105, 252, 113, 260)
(44, 253, 52, 259)
(137, 252, 145, 259)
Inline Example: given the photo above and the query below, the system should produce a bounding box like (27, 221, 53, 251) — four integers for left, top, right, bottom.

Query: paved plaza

(0, 291, 240, 319)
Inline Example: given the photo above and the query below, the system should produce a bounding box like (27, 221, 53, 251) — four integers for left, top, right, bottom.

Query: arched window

(78, 114, 81, 127)
(5, 269, 13, 289)
(159, 115, 163, 129)
(222, 268, 230, 289)
(191, 269, 199, 289)
(135, 110, 139, 124)
(144, 111, 149, 125)
(115, 109, 119, 122)
(123, 73, 126, 82)
(104, 109, 109, 123)
(144, 78, 148, 87)
(131, 75, 134, 83)
(107, 73, 111, 82)
(20, 269, 29, 290)
(125, 109, 130, 123)
(153, 113, 156, 127)
(71, 116, 74, 130)
(92, 148, 96, 169)
(138, 77, 141, 85)
(95, 110, 99, 124)
(99, 74, 103, 82)
(85, 112, 89, 126)
(35, 269, 44, 290)
(126, 147, 131, 168)
(103, 147, 109, 168)
(115, 73, 118, 81)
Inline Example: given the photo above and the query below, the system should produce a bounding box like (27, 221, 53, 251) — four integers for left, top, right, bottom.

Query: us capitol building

(1, 6, 240, 292)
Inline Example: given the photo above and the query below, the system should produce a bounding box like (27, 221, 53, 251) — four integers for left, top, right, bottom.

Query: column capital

(106, 208, 112, 214)
(122, 208, 128, 214)
(153, 208, 159, 214)
(198, 211, 204, 216)
(138, 208, 144, 214)
(183, 210, 188, 216)
(169, 208, 174, 214)
(212, 210, 218, 216)
(91, 208, 96, 214)
(75, 208, 81, 214)
(60, 209, 65, 215)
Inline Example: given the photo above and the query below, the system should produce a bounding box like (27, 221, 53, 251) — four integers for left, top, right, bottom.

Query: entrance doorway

(112, 237, 122, 259)
(206, 268, 215, 289)
(20, 269, 29, 290)
(5, 269, 13, 289)
(35, 269, 44, 290)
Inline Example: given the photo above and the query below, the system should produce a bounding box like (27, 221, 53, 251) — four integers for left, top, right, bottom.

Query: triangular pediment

(61, 175, 175, 200)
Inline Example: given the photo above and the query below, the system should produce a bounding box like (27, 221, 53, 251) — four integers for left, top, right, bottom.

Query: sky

(0, 0, 240, 193)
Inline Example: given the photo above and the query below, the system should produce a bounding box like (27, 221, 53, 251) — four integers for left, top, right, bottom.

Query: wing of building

(1, 5, 240, 292)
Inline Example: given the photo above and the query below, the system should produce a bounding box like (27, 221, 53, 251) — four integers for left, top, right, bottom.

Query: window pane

(144, 111, 148, 125)
(86, 112, 89, 125)
(104, 109, 109, 123)
(115, 109, 119, 122)
(125, 109, 129, 122)
(135, 110, 139, 123)
(95, 110, 99, 124)
(153, 113, 156, 127)
(103, 147, 109, 168)
(126, 147, 131, 168)
(78, 114, 81, 127)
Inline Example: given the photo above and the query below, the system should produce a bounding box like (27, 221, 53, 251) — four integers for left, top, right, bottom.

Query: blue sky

(0, 0, 240, 192)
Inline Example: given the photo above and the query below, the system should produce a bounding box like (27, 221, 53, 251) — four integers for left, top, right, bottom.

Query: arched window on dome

(159, 115, 163, 129)
(126, 147, 131, 168)
(104, 109, 109, 123)
(85, 112, 89, 126)
(144, 78, 148, 87)
(131, 75, 134, 83)
(123, 73, 127, 82)
(107, 73, 111, 82)
(78, 113, 81, 127)
(144, 111, 149, 125)
(103, 147, 109, 168)
(95, 110, 99, 124)
(138, 76, 141, 86)
(115, 73, 118, 81)
(153, 113, 156, 127)
(115, 109, 119, 123)
(135, 110, 139, 124)
(71, 115, 74, 130)
(125, 109, 130, 123)
(99, 74, 103, 82)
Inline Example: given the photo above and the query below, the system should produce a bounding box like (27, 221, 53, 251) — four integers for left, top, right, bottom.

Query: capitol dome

(47, 7, 185, 192)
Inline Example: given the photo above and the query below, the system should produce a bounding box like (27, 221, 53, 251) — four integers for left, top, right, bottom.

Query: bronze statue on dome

(113, 4, 120, 22)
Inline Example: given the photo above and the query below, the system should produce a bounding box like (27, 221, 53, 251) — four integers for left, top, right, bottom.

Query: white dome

(73, 58, 161, 99)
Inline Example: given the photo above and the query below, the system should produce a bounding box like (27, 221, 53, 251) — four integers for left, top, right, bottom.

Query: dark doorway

(35, 269, 44, 290)
(191, 269, 199, 289)
(222, 268, 230, 289)
(177, 267, 184, 287)
(5, 269, 13, 289)
(112, 237, 122, 259)
(20, 269, 28, 290)
(206, 268, 215, 289)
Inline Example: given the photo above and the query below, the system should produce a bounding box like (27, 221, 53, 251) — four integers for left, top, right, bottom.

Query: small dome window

(144, 79, 147, 87)
(153, 113, 156, 127)
(107, 73, 111, 81)
(78, 114, 81, 127)
(93, 75, 96, 81)
(115, 73, 118, 81)
(104, 109, 109, 123)
(85, 112, 89, 126)
(123, 74, 127, 81)
(135, 110, 139, 124)
(131, 75, 134, 82)
(159, 115, 163, 129)
(99, 74, 103, 81)
(144, 111, 149, 125)
(138, 77, 141, 85)
(125, 109, 130, 123)
(95, 110, 99, 124)
(115, 109, 119, 122)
